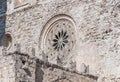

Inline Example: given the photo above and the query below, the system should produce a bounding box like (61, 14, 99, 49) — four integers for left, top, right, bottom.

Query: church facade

(0, 0, 120, 82)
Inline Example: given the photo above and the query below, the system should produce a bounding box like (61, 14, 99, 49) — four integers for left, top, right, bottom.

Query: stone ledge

(6, 51, 98, 81)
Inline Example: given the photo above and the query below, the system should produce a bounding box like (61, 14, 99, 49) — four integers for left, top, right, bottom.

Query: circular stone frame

(40, 14, 77, 50)
(39, 14, 77, 62)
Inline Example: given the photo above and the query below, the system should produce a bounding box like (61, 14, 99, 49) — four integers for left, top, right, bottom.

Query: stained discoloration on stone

(0, 0, 120, 82)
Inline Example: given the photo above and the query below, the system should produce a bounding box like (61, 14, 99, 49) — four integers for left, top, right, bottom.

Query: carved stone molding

(40, 14, 77, 65)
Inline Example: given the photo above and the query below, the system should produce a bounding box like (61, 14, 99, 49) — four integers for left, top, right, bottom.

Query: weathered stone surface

(0, 0, 120, 82)
(0, 52, 97, 82)
(35, 58, 97, 82)
(0, 55, 15, 82)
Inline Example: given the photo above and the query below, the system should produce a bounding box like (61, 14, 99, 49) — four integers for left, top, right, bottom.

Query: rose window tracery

(53, 30, 69, 51)
(40, 15, 76, 64)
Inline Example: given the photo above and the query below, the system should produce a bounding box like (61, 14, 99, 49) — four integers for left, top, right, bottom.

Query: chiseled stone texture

(40, 67, 96, 82)
(0, 52, 97, 82)
(0, 55, 15, 82)
(0, 0, 119, 82)
(14, 53, 36, 82)
(35, 59, 97, 82)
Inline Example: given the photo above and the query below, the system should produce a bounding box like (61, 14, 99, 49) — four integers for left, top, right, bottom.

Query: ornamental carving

(40, 15, 76, 65)
(52, 30, 69, 51)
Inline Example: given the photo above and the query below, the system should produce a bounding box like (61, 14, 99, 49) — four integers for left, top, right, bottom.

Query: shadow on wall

(0, 0, 7, 41)
(35, 59, 44, 82)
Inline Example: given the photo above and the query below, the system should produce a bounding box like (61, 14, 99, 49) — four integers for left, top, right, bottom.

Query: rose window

(40, 15, 76, 65)
(53, 30, 69, 51)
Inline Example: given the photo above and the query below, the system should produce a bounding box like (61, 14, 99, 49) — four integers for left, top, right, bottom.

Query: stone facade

(0, 0, 120, 82)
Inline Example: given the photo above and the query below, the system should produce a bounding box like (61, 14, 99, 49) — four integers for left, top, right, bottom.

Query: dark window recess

(52, 30, 69, 51)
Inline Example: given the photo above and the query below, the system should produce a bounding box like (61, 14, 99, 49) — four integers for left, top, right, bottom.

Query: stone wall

(0, 0, 120, 82)
(35, 59, 97, 82)
(0, 55, 15, 82)
(0, 52, 97, 82)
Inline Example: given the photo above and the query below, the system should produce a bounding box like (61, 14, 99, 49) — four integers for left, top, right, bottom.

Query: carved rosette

(40, 15, 76, 65)
(52, 30, 69, 51)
